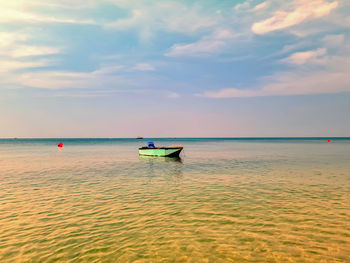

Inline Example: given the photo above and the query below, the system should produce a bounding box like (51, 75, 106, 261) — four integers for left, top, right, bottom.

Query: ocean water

(0, 138, 349, 262)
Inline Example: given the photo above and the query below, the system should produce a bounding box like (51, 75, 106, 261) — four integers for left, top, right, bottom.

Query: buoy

(58, 142, 63, 148)
(327, 139, 331, 143)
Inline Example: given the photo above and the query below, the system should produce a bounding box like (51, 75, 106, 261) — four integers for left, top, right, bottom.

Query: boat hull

(138, 147, 182, 157)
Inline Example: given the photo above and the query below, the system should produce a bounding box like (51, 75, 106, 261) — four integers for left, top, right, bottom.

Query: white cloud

(198, 88, 258, 98)
(16, 71, 91, 89)
(0, 60, 50, 73)
(253, 2, 270, 11)
(280, 41, 310, 55)
(198, 55, 350, 98)
(0, 1, 96, 24)
(199, 71, 350, 98)
(166, 29, 237, 57)
(93, 63, 155, 74)
(1, 62, 156, 90)
(3, 45, 60, 58)
(0, 32, 27, 47)
(13, 68, 122, 90)
(0, 32, 60, 74)
(24, 0, 98, 10)
(252, 0, 338, 34)
(268, 34, 346, 60)
(281, 48, 327, 65)
(234, 2, 250, 11)
(166, 40, 225, 57)
(0, 32, 60, 58)
(106, 1, 218, 41)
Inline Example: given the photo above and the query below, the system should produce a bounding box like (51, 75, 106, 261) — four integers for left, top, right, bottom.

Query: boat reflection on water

(139, 155, 183, 163)
(139, 155, 183, 181)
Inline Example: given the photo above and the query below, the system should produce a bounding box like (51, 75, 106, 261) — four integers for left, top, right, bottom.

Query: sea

(0, 138, 349, 262)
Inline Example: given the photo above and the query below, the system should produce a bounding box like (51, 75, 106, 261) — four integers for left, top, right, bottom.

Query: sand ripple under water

(0, 139, 349, 262)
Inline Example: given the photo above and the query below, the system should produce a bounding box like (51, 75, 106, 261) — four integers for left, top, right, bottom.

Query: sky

(0, 0, 350, 138)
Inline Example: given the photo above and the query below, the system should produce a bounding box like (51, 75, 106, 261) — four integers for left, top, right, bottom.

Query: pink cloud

(252, 0, 338, 34)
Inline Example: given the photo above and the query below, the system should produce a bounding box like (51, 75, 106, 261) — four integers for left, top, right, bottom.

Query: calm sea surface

(0, 138, 349, 262)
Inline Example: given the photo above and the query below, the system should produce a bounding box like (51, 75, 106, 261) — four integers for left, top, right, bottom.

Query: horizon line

(1, 137, 350, 139)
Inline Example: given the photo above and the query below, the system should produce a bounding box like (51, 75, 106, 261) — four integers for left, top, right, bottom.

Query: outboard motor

(147, 142, 155, 148)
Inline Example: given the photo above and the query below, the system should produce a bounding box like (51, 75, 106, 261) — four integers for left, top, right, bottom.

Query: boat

(136, 136, 143, 139)
(139, 142, 183, 157)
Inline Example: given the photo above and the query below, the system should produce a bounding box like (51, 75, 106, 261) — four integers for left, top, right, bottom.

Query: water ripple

(1, 141, 350, 262)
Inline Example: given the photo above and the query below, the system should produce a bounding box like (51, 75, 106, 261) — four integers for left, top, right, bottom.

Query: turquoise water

(0, 138, 349, 262)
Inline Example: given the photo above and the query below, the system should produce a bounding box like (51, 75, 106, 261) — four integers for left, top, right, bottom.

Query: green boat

(139, 142, 183, 157)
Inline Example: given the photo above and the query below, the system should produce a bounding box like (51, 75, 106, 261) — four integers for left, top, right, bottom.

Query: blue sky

(1, 0, 349, 137)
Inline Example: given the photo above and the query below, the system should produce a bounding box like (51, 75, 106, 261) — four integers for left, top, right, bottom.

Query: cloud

(166, 40, 225, 57)
(105, 1, 218, 41)
(1, 0, 348, 101)
(198, 72, 350, 98)
(267, 33, 346, 61)
(281, 48, 327, 65)
(0, 31, 60, 76)
(24, 0, 98, 10)
(0, 32, 60, 58)
(198, 54, 350, 98)
(0, 10, 95, 24)
(166, 29, 237, 57)
(0, 1, 96, 24)
(12, 68, 124, 90)
(16, 71, 92, 89)
(252, 0, 338, 34)
(93, 63, 155, 74)
(234, 2, 250, 11)
(280, 41, 310, 55)
(253, 2, 270, 11)
(0, 32, 28, 47)
(3, 45, 60, 58)
(0, 60, 50, 73)
(132, 63, 155, 71)
(1, 61, 157, 90)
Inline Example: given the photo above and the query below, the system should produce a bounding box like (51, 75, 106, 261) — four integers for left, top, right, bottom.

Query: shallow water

(0, 138, 349, 262)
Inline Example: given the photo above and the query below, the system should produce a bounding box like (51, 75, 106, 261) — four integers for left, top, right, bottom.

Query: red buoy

(327, 139, 331, 143)
(58, 142, 63, 148)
